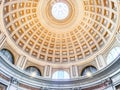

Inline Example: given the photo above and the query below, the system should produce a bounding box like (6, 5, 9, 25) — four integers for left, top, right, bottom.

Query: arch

(52, 70, 70, 79)
(0, 49, 14, 64)
(81, 66, 97, 76)
(25, 66, 41, 76)
(107, 47, 120, 64)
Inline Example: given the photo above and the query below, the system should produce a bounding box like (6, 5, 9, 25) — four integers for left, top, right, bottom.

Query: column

(16, 55, 27, 70)
(70, 65, 78, 78)
(44, 65, 52, 78)
(95, 54, 106, 70)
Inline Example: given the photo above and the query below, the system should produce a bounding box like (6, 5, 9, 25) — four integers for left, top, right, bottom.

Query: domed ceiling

(2, 0, 119, 64)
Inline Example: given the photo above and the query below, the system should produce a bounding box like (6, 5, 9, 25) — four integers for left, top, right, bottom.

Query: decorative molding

(0, 53, 120, 89)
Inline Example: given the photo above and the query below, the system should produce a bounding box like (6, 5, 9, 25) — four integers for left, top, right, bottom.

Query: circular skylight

(51, 2, 69, 20)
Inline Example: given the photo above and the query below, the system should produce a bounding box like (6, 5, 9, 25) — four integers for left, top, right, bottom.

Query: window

(0, 49, 14, 64)
(107, 47, 120, 64)
(51, 2, 69, 20)
(25, 66, 41, 77)
(52, 70, 70, 79)
(81, 66, 97, 76)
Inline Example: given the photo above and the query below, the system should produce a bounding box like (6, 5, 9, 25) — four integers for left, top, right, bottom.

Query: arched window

(25, 66, 41, 77)
(107, 47, 120, 64)
(81, 66, 97, 76)
(52, 70, 70, 79)
(0, 49, 14, 64)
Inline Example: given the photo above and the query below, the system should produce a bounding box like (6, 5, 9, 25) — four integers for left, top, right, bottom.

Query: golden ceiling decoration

(2, 0, 119, 64)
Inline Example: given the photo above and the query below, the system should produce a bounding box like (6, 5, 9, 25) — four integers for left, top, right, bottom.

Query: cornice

(0, 52, 120, 89)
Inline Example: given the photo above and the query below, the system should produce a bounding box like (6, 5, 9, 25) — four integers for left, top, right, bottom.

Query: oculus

(51, 2, 69, 20)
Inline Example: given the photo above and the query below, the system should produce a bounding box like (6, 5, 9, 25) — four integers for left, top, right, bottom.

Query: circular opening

(51, 2, 69, 20)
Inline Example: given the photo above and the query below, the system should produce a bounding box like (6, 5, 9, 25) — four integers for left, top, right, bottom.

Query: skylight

(51, 2, 69, 20)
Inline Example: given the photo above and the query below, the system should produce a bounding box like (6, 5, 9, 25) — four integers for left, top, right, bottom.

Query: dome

(0, 0, 120, 90)
(2, 0, 119, 65)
